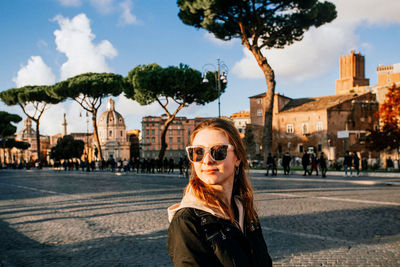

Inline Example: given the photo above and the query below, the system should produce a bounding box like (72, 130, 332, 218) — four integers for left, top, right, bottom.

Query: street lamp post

(86, 111, 89, 158)
(80, 111, 90, 159)
(202, 58, 228, 118)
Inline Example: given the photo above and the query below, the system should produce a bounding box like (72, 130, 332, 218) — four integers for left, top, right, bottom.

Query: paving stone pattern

(0, 169, 399, 266)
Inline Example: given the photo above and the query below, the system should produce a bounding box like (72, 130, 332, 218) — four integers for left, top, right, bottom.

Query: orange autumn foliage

(379, 83, 400, 131)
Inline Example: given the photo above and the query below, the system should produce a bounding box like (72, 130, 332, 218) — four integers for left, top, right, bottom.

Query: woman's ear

(235, 159, 241, 167)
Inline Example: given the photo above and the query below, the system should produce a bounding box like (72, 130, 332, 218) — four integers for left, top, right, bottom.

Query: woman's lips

(202, 169, 218, 173)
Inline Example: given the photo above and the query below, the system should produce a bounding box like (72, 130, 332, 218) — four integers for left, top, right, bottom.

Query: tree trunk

(249, 46, 276, 167)
(158, 116, 176, 161)
(91, 109, 103, 161)
(35, 119, 42, 167)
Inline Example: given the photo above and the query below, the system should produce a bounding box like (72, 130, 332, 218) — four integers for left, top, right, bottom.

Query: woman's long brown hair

(184, 118, 258, 225)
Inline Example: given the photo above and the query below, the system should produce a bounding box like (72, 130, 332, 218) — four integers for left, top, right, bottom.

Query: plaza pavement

(0, 168, 399, 266)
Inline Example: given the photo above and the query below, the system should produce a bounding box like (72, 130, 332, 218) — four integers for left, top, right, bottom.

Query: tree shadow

(0, 218, 172, 266)
(260, 206, 400, 261)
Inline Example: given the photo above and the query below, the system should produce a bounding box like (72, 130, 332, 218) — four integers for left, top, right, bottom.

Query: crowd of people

(53, 156, 191, 176)
(265, 151, 328, 177)
(0, 156, 190, 178)
(262, 150, 399, 177)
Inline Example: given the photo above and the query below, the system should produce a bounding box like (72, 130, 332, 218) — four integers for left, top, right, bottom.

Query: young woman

(167, 118, 272, 266)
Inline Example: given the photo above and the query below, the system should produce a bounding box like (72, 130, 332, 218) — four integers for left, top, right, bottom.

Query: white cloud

(12, 56, 56, 87)
(53, 13, 118, 80)
(334, 0, 400, 25)
(118, 0, 138, 25)
(39, 103, 68, 135)
(232, 0, 400, 83)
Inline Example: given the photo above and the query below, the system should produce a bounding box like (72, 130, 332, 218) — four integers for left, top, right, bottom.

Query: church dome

(98, 99, 125, 127)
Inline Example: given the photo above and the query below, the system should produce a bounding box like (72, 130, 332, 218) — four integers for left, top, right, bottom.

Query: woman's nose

(202, 151, 215, 164)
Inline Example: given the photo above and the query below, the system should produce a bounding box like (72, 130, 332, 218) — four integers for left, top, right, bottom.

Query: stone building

(141, 115, 210, 160)
(249, 92, 379, 162)
(371, 63, 400, 167)
(230, 110, 250, 138)
(336, 50, 370, 95)
(97, 99, 130, 161)
(15, 118, 50, 163)
(248, 50, 379, 163)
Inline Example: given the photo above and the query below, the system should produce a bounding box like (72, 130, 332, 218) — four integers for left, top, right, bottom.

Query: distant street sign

(337, 130, 349, 138)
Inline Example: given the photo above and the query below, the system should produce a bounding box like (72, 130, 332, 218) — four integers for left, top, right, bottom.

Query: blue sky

(1, 0, 400, 135)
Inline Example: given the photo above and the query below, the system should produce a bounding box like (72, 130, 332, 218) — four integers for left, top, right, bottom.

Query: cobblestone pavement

(0, 169, 399, 266)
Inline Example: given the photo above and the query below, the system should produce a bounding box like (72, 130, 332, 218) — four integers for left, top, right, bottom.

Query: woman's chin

(199, 175, 219, 185)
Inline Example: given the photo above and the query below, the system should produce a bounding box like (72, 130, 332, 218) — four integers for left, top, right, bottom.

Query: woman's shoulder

(171, 208, 219, 227)
(172, 207, 198, 221)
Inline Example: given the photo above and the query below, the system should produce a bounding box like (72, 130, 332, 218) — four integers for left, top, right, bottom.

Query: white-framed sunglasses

(185, 144, 234, 162)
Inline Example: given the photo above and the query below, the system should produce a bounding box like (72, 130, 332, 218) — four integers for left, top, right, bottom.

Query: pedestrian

(302, 152, 311, 176)
(163, 157, 169, 173)
(141, 158, 146, 173)
(168, 158, 174, 173)
(265, 153, 274, 176)
(343, 151, 353, 176)
(386, 157, 394, 171)
(150, 158, 155, 173)
(272, 155, 278, 176)
(146, 158, 151, 173)
(167, 118, 272, 266)
(282, 152, 291, 175)
(319, 152, 327, 178)
(310, 153, 319, 176)
(353, 151, 360, 176)
(157, 158, 162, 173)
(178, 156, 184, 174)
(362, 157, 368, 171)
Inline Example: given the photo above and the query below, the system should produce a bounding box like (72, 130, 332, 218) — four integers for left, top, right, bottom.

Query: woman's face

(191, 128, 241, 189)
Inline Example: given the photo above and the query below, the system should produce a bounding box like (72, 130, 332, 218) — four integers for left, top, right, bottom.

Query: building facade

(15, 118, 50, 163)
(98, 99, 130, 161)
(141, 116, 209, 160)
(248, 50, 381, 163)
(230, 110, 250, 138)
(336, 50, 370, 95)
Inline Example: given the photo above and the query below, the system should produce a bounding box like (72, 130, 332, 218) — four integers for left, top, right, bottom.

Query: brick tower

(336, 50, 369, 95)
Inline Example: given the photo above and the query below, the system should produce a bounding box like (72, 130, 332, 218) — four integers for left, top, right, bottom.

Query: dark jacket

(167, 208, 272, 267)
(343, 155, 353, 166)
(301, 153, 310, 166)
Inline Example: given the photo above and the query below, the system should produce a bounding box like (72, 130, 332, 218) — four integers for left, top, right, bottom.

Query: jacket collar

(167, 188, 244, 232)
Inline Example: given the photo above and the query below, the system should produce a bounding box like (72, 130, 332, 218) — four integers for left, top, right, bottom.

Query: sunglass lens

(190, 147, 204, 162)
(211, 145, 228, 161)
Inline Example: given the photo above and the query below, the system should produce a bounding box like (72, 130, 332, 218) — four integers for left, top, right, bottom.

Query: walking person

(168, 158, 174, 173)
(265, 153, 274, 176)
(167, 118, 272, 266)
(386, 157, 394, 171)
(310, 153, 319, 176)
(319, 152, 327, 178)
(353, 151, 360, 177)
(302, 152, 311, 176)
(282, 152, 291, 175)
(272, 155, 278, 176)
(343, 151, 353, 176)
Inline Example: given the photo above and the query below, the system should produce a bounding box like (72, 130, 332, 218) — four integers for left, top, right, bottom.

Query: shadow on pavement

(0, 218, 171, 266)
(261, 206, 400, 261)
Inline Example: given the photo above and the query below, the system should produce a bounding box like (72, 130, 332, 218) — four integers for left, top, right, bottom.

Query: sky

(1, 0, 400, 136)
